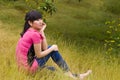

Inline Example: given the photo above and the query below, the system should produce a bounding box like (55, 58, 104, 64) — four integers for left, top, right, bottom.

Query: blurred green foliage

(24, 0, 56, 22)
(25, 0, 56, 15)
(104, 19, 120, 58)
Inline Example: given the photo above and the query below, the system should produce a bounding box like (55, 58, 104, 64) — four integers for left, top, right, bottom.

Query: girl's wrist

(40, 30, 44, 33)
(40, 31, 44, 35)
(40, 31, 46, 39)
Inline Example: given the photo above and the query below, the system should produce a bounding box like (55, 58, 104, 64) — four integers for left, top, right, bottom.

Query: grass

(0, 0, 120, 80)
(46, 0, 113, 48)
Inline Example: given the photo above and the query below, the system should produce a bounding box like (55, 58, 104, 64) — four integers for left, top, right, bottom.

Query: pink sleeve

(31, 32, 42, 44)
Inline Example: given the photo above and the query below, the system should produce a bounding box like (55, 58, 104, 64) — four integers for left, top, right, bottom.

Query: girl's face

(29, 19, 44, 31)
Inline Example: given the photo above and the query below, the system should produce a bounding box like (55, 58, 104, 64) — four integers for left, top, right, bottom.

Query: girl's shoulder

(26, 28, 43, 40)
(27, 28, 40, 36)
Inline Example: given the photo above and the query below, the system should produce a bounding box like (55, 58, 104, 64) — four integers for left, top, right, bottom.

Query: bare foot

(79, 70, 92, 80)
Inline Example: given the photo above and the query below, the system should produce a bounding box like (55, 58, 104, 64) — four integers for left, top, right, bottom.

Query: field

(0, 0, 120, 80)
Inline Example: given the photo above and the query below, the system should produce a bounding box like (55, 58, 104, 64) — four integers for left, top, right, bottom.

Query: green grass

(46, 0, 116, 48)
(0, 0, 120, 80)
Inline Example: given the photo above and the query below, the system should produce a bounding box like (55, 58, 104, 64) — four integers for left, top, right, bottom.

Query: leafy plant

(104, 18, 120, 58)
(25, 0, 56, 21)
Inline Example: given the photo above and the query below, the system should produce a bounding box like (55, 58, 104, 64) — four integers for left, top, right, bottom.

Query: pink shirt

(16, 28, 43, 73)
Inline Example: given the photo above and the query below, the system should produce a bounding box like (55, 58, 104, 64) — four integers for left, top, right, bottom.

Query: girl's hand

(41, 22, 46, 32)
(52, 45, 58, 51)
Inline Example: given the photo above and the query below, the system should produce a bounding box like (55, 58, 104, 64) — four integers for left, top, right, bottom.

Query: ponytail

(20, 21, 30, 37)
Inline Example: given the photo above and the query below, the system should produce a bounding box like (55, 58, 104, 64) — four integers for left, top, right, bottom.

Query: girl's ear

(28, 21, 33, 26)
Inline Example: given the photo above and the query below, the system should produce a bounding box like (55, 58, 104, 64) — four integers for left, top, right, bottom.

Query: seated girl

(16, 10, 92, 80)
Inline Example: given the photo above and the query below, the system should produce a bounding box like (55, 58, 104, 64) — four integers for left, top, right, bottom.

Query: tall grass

(0, 20, 120, 80)
(103, 0, 120, 14)
(0, 0, 120, 80)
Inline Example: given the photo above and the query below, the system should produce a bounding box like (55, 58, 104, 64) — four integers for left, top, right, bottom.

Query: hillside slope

(0, 0, 120, 80)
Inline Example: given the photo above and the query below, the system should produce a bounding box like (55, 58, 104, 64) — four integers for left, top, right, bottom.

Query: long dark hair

(21, 10, 42, 66)
(20, 10, 42, 37)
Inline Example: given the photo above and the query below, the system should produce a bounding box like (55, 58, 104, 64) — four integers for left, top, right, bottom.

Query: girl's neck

(29, 27, 40, 32)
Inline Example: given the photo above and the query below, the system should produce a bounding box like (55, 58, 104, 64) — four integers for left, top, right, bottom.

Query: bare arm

(41, 31, 48, 50)
(34, 43, 58, 58)
(34, 21, 58, 58)
(40, 22, 48, 50)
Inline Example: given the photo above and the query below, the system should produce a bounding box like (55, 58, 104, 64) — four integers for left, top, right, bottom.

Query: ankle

(64, 71, 77, 79)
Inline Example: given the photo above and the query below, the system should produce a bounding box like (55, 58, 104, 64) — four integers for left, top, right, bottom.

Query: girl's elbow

(43, 48, 47, 51)
(35, 52, 42, 58)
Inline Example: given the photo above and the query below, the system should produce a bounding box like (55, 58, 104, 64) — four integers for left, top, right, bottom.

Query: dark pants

(35, 46, 70, 72)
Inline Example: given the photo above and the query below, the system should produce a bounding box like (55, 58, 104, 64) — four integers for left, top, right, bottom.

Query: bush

(25, 0, 56, 21)
(104, 18, 120, 58)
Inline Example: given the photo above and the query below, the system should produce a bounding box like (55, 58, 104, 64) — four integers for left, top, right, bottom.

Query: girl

(16, 10, 91, 80)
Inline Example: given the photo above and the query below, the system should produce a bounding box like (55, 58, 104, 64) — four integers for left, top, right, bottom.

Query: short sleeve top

(16, 28, 43, 73)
